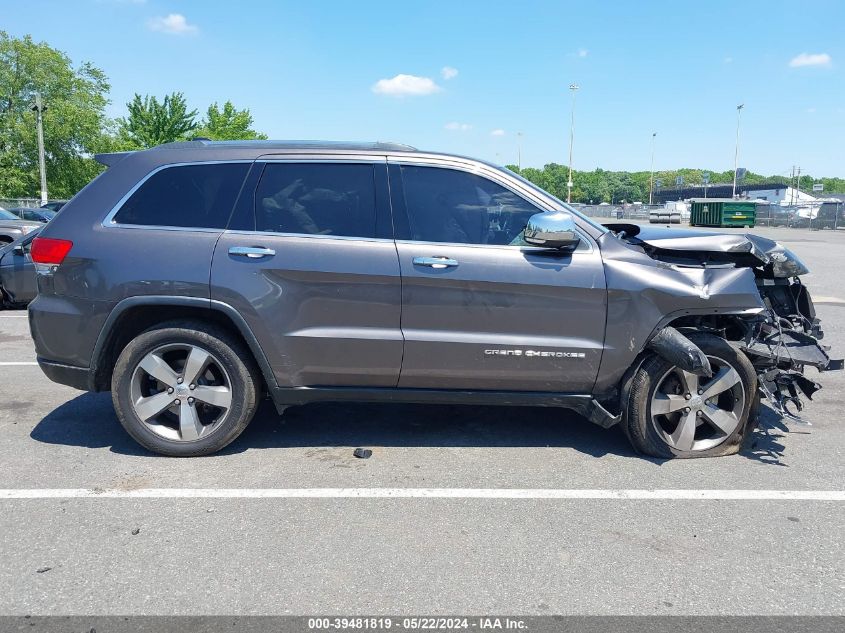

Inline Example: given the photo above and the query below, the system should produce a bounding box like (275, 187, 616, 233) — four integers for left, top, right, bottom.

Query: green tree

(195, 101, 267, 141)
(0, 31, 113, 198)
(118, 92, 198, 148)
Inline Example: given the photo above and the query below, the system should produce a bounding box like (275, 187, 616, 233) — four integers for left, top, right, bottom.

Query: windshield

(503, 168, 609, 234)
(0, 209, 18, 220)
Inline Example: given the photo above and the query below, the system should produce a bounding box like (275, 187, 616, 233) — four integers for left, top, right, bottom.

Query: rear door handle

(413, 256, 459, 269)
(229, 246, 276, 259)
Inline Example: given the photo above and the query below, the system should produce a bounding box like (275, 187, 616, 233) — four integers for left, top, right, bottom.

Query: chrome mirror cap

(523, 211, 580, 251)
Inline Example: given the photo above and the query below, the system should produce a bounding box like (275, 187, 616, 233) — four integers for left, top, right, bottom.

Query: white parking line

(0, 488, 843, 501)
(0, 314, 28, 318)
(0, 362, 38, 366)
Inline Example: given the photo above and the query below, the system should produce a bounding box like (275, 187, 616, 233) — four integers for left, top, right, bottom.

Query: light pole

(732, 103, 744, 199)
(30, 92, 48, 205)
(648, 132, 657, 205)
(517, 132, 523, 170)
(567, 83, 579, 203)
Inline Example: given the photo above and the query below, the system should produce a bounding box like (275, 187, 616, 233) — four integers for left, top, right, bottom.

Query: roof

(95, 139, 421, 167)
(153, 139, 419, 152)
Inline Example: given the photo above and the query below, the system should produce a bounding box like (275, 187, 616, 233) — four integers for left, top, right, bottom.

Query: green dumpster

(689, 199, 756, 228)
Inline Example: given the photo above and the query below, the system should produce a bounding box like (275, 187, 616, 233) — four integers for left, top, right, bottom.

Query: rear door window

(254, 163, 377, 238)
(113, 163, 249, 229)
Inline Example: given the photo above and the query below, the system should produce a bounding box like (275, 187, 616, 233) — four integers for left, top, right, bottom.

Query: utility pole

(517, 132, 523, 170)
(790, 165, 795, 206)
(732, 103, 744, 199)
(31, 92, 48, 205)
(648, 132, 657, 205)
(567, 84, 579, 203)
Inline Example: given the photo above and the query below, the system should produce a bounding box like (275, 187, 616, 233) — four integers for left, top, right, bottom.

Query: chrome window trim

(394, 238, 593, 255)
(388, 157, 594, 253)
(101, 160, 254, 231)
(222, 229, 394, 244)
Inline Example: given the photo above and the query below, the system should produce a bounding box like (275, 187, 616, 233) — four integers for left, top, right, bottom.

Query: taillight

(31, 237, 73, 265)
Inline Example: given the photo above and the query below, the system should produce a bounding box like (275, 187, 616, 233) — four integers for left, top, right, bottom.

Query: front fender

(593, 234, 764, 395)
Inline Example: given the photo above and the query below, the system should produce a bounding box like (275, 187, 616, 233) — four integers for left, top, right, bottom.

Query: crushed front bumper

(739, 283, 843, 421)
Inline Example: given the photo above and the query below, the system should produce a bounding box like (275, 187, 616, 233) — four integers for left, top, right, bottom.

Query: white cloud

(490, 129, 506, 137)
(372, 74, 441, 97)
(577, 48, 588, 58)
(788, 52, 832, 68)
(147, 13, 199, 35)
(441, 66, 459, 80)
(445, 122, 472, 131)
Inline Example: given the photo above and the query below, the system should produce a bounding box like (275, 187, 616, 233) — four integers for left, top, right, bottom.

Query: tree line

(504, 164, 845, 205)
(1, 32, 265, 199)
(2, 31, 843, 201)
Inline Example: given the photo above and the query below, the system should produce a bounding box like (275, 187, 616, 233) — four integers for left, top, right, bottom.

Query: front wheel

(625, 333, 757, 458)
(111, 321, 260, 456)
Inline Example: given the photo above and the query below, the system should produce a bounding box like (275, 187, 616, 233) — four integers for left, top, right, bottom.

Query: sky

(3, 0, 844, 176)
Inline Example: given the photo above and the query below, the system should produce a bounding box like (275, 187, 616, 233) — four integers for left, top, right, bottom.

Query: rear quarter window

(112, 163, 249, 229)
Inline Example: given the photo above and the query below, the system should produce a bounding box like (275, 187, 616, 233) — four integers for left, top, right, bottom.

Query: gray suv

(29, 140, 841, 457)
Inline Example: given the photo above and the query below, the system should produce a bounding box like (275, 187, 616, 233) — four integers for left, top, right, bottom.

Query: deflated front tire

(625, 333, 757, 458)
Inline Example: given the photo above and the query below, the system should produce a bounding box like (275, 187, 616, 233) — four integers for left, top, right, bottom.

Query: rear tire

(625, 333, 757, 459)
(112, 321, 260, 456)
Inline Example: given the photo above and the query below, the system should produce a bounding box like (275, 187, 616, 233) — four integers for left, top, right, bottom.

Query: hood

(602, 223, 808, 277)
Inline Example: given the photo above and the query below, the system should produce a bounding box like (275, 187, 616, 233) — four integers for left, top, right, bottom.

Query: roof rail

(148, 139, 419, 152)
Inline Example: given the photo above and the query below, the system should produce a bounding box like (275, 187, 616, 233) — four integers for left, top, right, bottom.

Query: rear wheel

(112, 321, 259, 456)
(625, 333, 756, 458)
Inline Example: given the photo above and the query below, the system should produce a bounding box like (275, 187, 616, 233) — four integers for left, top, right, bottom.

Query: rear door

(390, 160, 607, 393)
(210, 157, 403, 388)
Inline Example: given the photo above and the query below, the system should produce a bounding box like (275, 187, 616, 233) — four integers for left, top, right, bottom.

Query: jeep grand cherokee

(28, 140, 842, 457)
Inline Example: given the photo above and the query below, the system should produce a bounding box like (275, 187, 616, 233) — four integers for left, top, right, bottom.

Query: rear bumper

(37, 357, 91, 391)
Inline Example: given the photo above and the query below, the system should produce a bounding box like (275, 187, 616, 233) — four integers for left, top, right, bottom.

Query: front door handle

(413, 256, 459, 269)
(229, 246, 276, 259)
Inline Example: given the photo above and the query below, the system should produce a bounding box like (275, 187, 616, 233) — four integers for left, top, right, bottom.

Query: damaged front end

(740, 275, 842, 420)
(604, 223, 844, 422)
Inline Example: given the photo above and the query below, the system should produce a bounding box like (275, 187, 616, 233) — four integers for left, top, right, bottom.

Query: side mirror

(523, 211, 581, 251)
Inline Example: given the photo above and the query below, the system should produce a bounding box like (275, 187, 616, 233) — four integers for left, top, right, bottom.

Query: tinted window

(113, 163, 249, 228)
(401, 165, 540, 245)
(254, 163, 376, 238)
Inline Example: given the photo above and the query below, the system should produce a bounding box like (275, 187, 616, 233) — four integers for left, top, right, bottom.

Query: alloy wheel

(649, 357, 746, 452)
(129, 343, 233, 442)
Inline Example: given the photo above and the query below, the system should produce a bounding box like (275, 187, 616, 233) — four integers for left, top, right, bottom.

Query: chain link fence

(754, 202, 844, 230)
(0, 198, 43, 210)
(575, 201, 845, 230)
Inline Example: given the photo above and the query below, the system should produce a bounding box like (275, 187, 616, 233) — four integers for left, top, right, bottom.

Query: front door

(390, 162, 607, 393)
(211, 159, 403, 388)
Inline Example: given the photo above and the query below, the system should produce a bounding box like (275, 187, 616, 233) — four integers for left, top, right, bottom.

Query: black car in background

(0, 226, 41, 308)
(6, 207, 56, 223)
(40, 201, 66, 213)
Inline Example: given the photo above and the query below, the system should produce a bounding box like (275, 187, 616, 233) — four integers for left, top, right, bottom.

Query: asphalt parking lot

(0, 225, 843, 616)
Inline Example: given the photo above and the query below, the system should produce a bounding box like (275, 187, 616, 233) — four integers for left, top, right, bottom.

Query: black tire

(111, 320, 260, 456)
(625, 333, 757, 459)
